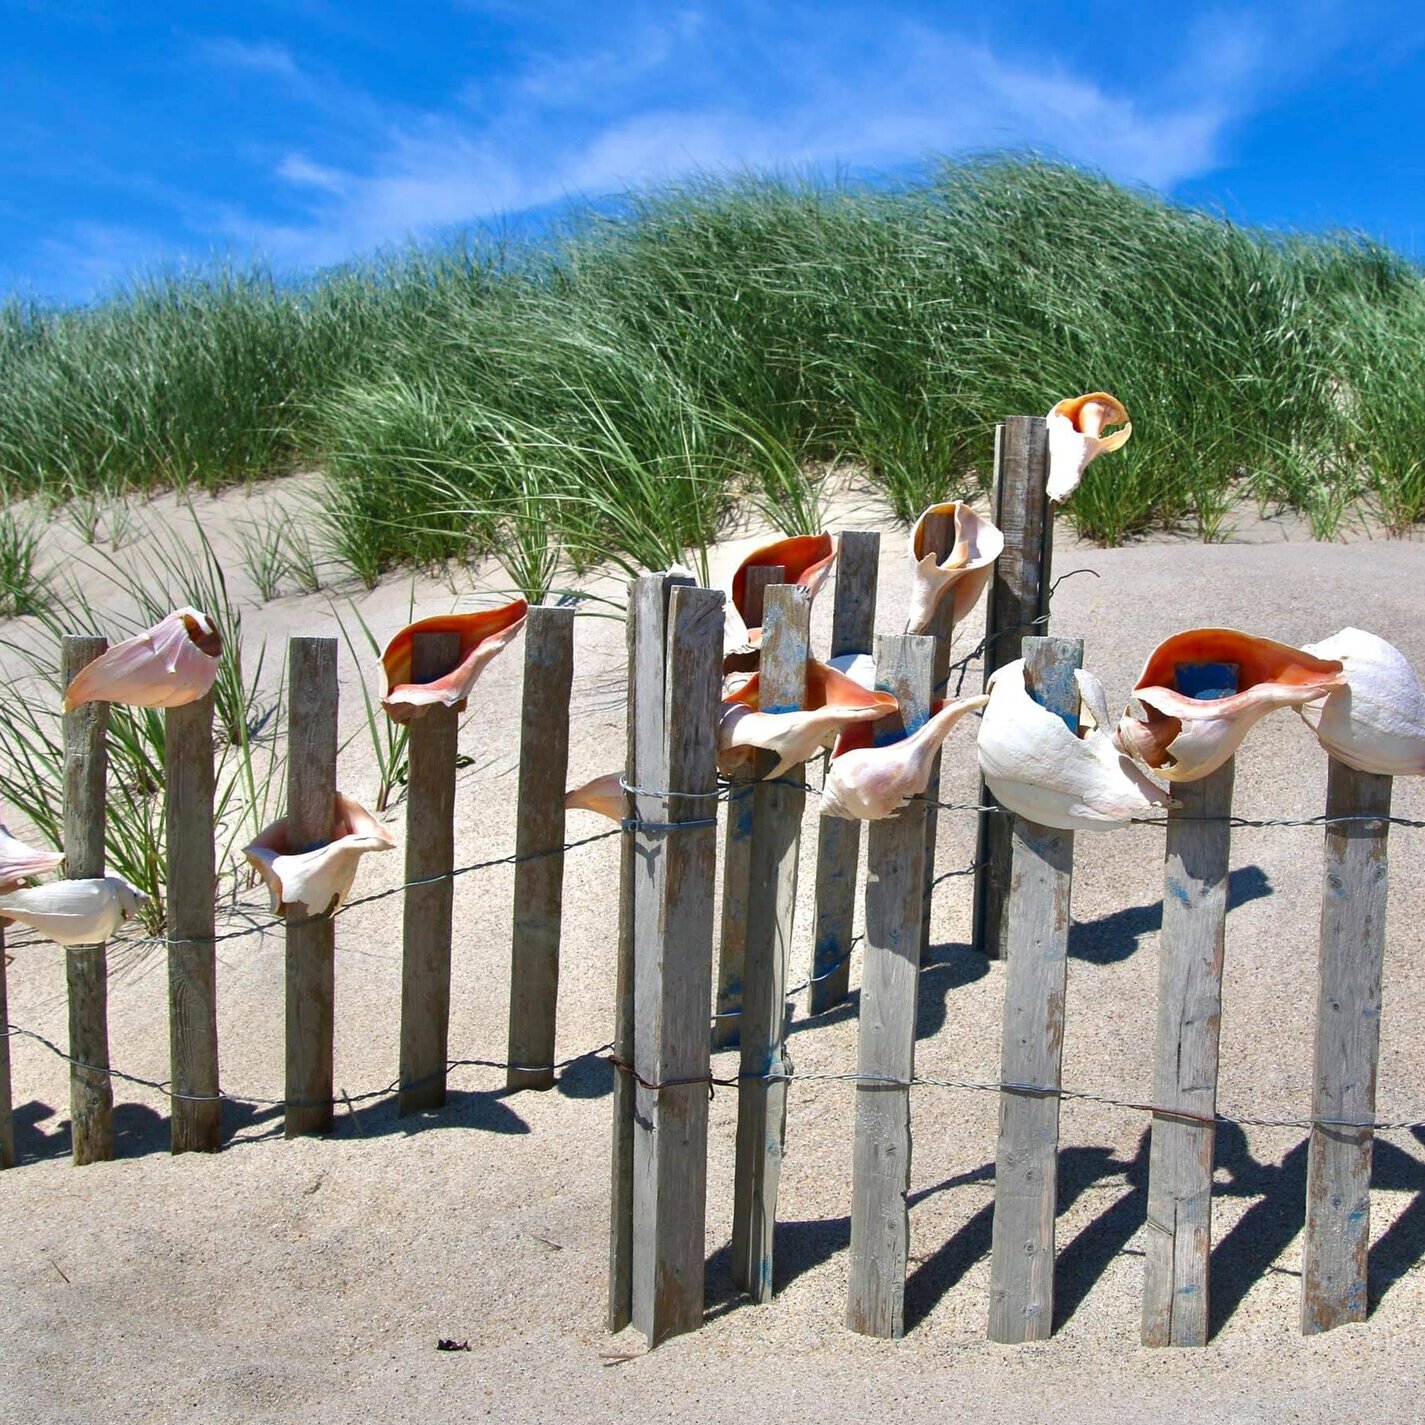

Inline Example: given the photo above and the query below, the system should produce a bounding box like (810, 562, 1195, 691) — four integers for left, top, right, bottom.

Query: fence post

(987, 634, 1081, 1343)
(715, 564, 784, 1050)
(1301, 759, 1392, 1334)
(62, 635, 114, 1166)
(507, 606, 577, 1090)
(0, 925, 12, 1168)
(166, 690, 221, 1153)
(810, 530, 880, 1015)
(631, 582, 723, 1345)
(398, 630, 461, 1114)
(846, 632, 934, 1337)
(285, 637, 339, 1139)
(731, 584, 811, 1302)
(972, 418, 1052, 960)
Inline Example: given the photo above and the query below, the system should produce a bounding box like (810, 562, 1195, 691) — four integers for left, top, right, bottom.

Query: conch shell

(243, 794, 396, 917)
(724, 533, 837, 655)
(979, 659, 1174, 830)
(1046, 393, 1132, 502)
(1117, 629, 1345, 783)
(821, 694, 989, 821)
(905, 501, 1004, 636)
(1296, 628, 1425, 776)
(380, 600, 529, 724)
(0, 824, 63, 891)
(718, 658, 897, 780)
(0, 876, 147, 946)
(564, 771, 626, 822)
(61, 608, 222, 712)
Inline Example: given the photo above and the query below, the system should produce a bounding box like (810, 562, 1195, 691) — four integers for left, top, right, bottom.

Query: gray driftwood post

(398, 630, 460, 1114)
(987, 635, 1081, 1344)
(810, 530, 879, 1014)
(846, 633, 934, 1338)
(0, 924, 12, 1168)
(631, 583, 723, 1345)
(1301, 760, 1392, 1334)
(508, 606, 576, 1090)
(972, 417, 1053, 960)
(715, 563, 784, 1050)
(63, 635, 114, 1166)
(285, 637, 339, 1138)
(166, 690, 221, 1153)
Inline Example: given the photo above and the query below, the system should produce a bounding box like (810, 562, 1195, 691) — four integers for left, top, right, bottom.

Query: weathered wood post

(846, 632, 934, 1338)
(1301, 760, 1392, 1334)
(972, 418, 1053, 960)
(63, 635, 114, 1166)
(507, 606, 576, 1091)
(987, 634, 1081, 1343)
(810, 530, 879, 1014)
(166, 689, 221, 1152)
(0, 925, 12, 1169)
(731, 584, 811, 1302)
(398, 630, 460, 1114)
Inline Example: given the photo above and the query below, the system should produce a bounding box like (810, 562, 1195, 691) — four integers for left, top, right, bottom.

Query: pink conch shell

(724, 532, 837, 658)
(243, 794, 396, 917)
(979, 660, 1174, 831)
(0, 823, 63, 891)
(1046, 392, 1132, 502)
(380, 600, 529, 724)
(0, 876, 147, 946)
(1117, 628, 1345, 783)
(1297, 628, 1425, 776)
(564, 772, 626, 822)
(905, 502, 1004, 636)
(821, 694, 988, 821)
(718, 658, 898, 780)
(61, 608, 222, 712)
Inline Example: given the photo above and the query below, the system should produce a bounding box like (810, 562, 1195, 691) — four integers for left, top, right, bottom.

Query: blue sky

(3, 1, 1423, 303)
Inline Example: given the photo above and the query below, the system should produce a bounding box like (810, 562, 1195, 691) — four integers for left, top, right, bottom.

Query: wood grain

(0, 924, 12, 1169)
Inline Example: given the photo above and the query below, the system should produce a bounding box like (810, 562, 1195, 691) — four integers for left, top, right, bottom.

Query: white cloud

(194, 37, 302, 80)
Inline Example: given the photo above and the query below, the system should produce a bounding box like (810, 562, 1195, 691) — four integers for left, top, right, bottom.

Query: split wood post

(810, 530, 880, 1014)
(0, 925, 12, 1168)
(609, 571, 691, 1332)
(62, 635, 114, 1166)
(731, 584, 811, 1302)
(1142, 663, 1238, 1346)
(397, 630, 461, 1114)
(1301, 760, 1392, 1334)
(507, 606, 577, 1090)
(987, 634, 1081, 1344)
(846, 632, 934, 1338)
(972, 417, 1052, 960)
(166, 690, 221, 1153)
(630, 582, 723, 1346)
(715, 563, 784, 1050)
(284, 637, 338, 1139)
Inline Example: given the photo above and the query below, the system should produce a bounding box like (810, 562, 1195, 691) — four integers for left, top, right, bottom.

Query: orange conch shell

(724, 533, 837, 656)
(380, 600, 529, 724)
(564, 772, 626, 822)
(1046, 392, 1132, 501)
(905, 502, 1004, 635)
(61, 608, 222, 712)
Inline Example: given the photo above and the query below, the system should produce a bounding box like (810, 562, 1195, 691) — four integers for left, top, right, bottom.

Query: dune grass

(2, 157, 1423, 579)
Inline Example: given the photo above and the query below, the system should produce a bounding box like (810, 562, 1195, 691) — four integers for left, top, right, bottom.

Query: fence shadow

(339, 1087, 530, 1139)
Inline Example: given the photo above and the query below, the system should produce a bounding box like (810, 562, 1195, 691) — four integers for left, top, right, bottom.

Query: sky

(2, 0, 1424, 303)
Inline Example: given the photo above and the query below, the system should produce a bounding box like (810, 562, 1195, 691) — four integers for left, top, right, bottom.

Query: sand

(3, 477, 1424, 1424)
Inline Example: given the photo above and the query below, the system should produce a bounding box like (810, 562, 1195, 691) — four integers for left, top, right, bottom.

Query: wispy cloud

(194, 36, 302, 80)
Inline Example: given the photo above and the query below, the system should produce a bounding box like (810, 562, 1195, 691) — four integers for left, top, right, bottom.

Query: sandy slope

(3, 477, 1425, 1424)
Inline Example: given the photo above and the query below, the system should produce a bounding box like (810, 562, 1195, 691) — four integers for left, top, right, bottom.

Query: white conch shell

(0, 876, 147, 946)
(564, 771, 626, 822)
(380, 599, 529, 724)
(905, 502, 1004, 636)
(723, 532, 837, 659)
(821, 695, 988, 821)
(827, 652, 876, 690)
(243, 794, 396, 917)
(1116, 628, 1346, 783)
(1045, 392, 1132, 501)
(1297, 628, 1425, 776)
(978, 660, 1174, 831)
(0, 823, 63, 891)
(61, 608, 222, 712)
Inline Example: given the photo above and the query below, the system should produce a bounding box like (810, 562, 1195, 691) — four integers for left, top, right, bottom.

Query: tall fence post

(0, 924, 12, 1169)
(285, 637, 339, 1139)
(972, 417, 1052, 960)
(631, 582, 723, 1345)
(62, 635, 113, 1166)
(1301, 759, 1393, 1334)
(846, 632, 934, 1338)
(731, 584, 811, 1302)
(715, 564, 784, 1050)
(166, 689, 221, 1153)
(810, 530, 880, 1015)
(398, 630, 461, 1115)
(987, 634, 1081, 1343)
(507, 606, 577, 1090)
